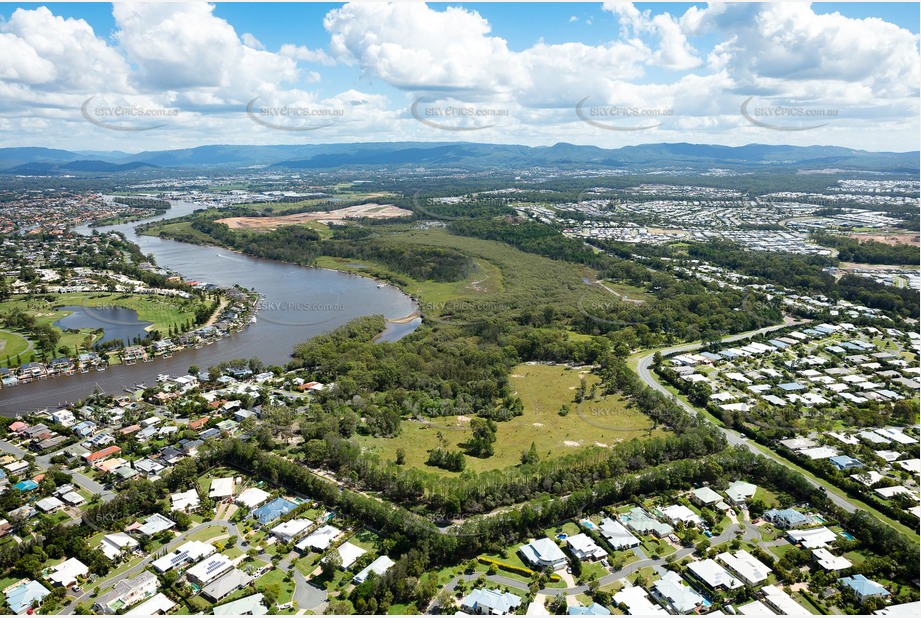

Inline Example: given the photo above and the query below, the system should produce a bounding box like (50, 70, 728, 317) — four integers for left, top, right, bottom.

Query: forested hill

(1, 142, 917, 173)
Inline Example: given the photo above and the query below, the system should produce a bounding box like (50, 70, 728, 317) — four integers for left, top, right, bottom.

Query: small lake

(54, 305, 153, 346)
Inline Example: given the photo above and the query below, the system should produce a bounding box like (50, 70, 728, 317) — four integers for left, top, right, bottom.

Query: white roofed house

(134, 513, 175, 536)
(724, 480, 757, 505)
(329, 542, 366, 569)
(650, 571, 705, 614)
(613, 583, 670, 616)
(660, 505, 703, 527)
(519, 538, 568, 570)
(717, 550, 772, 586)
(98, 532, 139, 561)
(598, 517, 640, 550)
(353, 555, 395, 584)
(787, 526, 837, 549)
(202, 569, 254, 603)
(566, 533, 607, 561)
(93, 571, 158, 614)
(47, 557, 89, 588)
(209, 477, 235, 499)
(236, 487, 271, 509)
(686, 559, 743, 591)
(690, 486, 729, 510)
(813, 548, 853, 571)
(295, 524, 341, 553)
(151, 540, 215, 573)
(171, 488, 200, 512)
(186, 554, 234, 586)
(125, 592, 175, 615)
(461, 588, 522, 615)
(270, 519, 312, 544)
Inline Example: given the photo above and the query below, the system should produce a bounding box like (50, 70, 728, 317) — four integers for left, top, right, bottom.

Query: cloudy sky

(0, 2, 918, 152)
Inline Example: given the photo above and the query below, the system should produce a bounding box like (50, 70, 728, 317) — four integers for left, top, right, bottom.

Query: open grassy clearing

(139, 220, 216, 243)
(0, 330, 30, 359)
(597, 281, 653, 303)
(315, 255, 502, 312)
(356, 362, 660, 474)
(0, 292, 206, 362)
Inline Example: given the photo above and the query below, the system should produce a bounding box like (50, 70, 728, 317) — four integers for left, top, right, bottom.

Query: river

(0, 200, 418, 415)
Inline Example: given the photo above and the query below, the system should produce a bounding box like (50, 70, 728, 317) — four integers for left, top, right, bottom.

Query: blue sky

(0, 2, 918, 152)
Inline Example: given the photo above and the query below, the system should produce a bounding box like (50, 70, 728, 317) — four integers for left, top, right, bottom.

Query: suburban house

(566, 533, 607, 561)
(687, 559, 743, 590)
(839, 575, 890, 602)
(236, 487, 271, 509)
(460, 588, 522, 615)
(83, 445, 121, 465)
(621, 507, 674, 538)
(717, 551, 771, 586)
(270, 519, 312, 544)
(253, 497, 297, 525)
(47, 557, 89, 588)
(213, 593, 268, 616)
(186, 554, 234, 586)
(170, 489, 201, 512)
(568, 602, 611, 615)
(660, 505, 703, 527)
(151, 541, 215, 573)
(763, 508, 812, 529)
(787, 527, 838, 549)
(353, 555, 395, 584)
(598, 518, 640, 550)
(93, 571, 158, 614)
(519, 538, 568, 570)
(209, 477, 235, 499)
(133, 513, 175, 536)
(202, 569, 254, 602)
(613, 584, 670, 616)
(829, 455, 865, 471)
(724, 481, 757, 505)
(4, 580, 51, 614)
(331, 542, 366, 569)
(760, 584, 807, 615)
(650, 571, 705, 614)
(98, 532, 139, 561)
(813, 548, 853, 571)
(296, 525, 341, 553)
(124, 592, 175, 615)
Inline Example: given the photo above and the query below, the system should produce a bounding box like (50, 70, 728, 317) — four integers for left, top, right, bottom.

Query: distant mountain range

(0, 142, 917, 175)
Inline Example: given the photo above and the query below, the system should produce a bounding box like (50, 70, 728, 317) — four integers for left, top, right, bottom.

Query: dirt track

(217, 203, 412, 230)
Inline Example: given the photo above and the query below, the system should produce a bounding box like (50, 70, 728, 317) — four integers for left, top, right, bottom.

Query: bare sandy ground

(848, 232, 919, 247)
(218, 203, 413, 230)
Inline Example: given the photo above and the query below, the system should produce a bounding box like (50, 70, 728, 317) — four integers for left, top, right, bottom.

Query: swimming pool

(840, 531, 855, 541)
(581, 519, 596, 530)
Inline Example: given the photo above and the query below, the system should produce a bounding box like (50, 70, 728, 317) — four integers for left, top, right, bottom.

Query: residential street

(632, 317, 866, 516)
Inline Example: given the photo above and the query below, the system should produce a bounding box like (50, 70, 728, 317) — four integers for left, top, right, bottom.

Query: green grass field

(597, 281, 653, 303)
(254, 568, 295, 605)
(0, 330, 30, 359)
(356, 363, 659, 474)
(140, 220, 216, 243)
(0, 292, 207, 361)
(314, 254, 502, 312)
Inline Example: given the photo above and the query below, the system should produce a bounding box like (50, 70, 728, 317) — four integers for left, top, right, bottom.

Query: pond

(54, 305, 153, 346)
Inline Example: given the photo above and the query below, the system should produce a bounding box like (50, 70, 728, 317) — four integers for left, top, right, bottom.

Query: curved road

(61, 520, 245, 614)
(633, 317, 863, 516)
